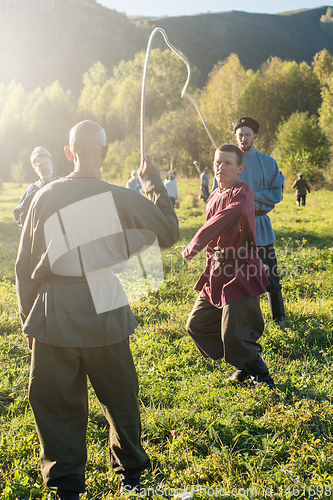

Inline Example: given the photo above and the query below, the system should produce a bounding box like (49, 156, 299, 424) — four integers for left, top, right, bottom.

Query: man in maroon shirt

(183, 144, 274, 387)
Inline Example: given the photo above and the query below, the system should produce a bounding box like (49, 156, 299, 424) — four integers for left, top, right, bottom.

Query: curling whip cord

(140, 27, 217, 158)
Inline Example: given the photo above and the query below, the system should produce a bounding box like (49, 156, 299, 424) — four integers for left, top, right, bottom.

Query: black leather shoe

(56, 492, 80, 500)
(229, 368, 250, 383)
(245, 355, 275, 388)
(252, 371, 275, 388)
(120, 471, 141, 496)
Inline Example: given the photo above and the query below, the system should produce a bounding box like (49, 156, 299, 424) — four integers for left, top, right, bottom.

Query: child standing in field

(182, 144, 274, 388)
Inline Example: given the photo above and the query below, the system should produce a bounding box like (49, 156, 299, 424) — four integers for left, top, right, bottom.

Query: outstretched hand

(137, 156, 160, 181)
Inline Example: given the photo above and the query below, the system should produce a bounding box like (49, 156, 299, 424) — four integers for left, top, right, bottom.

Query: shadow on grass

(275, 229, 333, 248)
(275, 382, 332, 403)
(265, 310, 333, 361)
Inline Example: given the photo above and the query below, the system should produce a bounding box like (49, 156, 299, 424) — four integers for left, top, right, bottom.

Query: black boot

(120, 471, 141, 496)
(56, 492, 80, 500)
(267, 290, 285, 322)
(245, 355, 274, 388)
(229, 368, 250, 383)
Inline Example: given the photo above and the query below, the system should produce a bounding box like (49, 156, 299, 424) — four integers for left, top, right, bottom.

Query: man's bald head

(69, 120, 107, 150)
(65, 120, 108, 176)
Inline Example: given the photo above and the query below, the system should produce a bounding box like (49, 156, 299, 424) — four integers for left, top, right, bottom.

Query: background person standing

(126, 170, 142, 193)
(200, 167, 210, 202)
(13, 147, 59, 227)
(164, 171, 179, 208)
(292, 173, 311, 206)
(280, 171, 285, 195)
(233, 116, 285, 322)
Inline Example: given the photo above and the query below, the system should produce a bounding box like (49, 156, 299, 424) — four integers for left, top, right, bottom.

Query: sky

(97, 0, 328, 17)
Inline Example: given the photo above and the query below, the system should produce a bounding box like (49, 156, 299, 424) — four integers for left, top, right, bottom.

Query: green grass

(0, 182, 333, 499)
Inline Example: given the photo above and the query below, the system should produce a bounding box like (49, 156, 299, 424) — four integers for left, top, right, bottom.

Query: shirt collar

(243, 147, 257, 158)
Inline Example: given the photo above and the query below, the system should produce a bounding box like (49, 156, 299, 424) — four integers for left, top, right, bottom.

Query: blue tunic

(239, 147, 282, 246)
(14, 176, 60, 227)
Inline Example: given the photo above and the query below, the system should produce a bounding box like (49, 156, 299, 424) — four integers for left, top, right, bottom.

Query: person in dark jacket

(16, 121, 179, 499)
(292, 173, 311, 206)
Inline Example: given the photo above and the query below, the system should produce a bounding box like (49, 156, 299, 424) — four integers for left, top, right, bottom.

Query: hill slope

(0, 0, 149, 93)
(1, 3, 333, 93)
(137, 7, 333, 86)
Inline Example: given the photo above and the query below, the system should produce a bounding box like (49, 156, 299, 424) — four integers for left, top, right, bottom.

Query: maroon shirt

(183, 181, 269, 308)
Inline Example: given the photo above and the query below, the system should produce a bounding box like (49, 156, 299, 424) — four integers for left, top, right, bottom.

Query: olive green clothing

(186, 295, 264, 369)
(16, 173, 179, 347)
(29, 338, 149, 491)
(16, 171, 178, 493)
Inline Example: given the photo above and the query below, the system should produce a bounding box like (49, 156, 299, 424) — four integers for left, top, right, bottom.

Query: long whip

(140, 27, 217, 158)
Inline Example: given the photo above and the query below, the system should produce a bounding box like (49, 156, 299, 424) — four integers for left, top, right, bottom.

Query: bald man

(16, 121, 179, 499)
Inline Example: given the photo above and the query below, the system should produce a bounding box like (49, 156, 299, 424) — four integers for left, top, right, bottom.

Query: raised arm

(138, 156, 179, 248)
(183, 190, 248, 260)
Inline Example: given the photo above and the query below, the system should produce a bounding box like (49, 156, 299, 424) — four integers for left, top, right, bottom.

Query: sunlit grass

(0, 182, 333, 498)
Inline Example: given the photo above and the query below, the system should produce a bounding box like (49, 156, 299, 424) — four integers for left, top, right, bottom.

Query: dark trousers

(202, 185, 209, 202)
(258, 244, 285, 320)
(186, 295, 264, 369)
(296, 194, 306, 206)
(169, 196, 176, 208)
(29, 338, 150, 493)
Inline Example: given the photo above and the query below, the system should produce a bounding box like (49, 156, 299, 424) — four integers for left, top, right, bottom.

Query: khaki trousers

(29, 338, 150, 493)
(186, 295, 264, 369)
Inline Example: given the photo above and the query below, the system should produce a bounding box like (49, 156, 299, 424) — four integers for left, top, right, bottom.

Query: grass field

(0, 181, 333, 499)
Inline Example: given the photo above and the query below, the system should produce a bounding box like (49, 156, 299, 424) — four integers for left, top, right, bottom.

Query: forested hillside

(1, 1, 333, 187)
(2, 2, 333, 93)
(138, 7, 333, 86)
(2, 47, 333, 187)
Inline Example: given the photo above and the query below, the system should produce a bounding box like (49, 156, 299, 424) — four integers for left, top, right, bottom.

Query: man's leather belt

(42, 274, 87, 283)
(255, 210, 268, 217)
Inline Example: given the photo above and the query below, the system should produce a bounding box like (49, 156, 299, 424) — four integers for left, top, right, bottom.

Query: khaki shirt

(16, 173, 179, 347)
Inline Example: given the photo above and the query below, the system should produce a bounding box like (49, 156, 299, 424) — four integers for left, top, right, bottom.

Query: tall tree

(77, 62, 110, 120)
(273, 111, 330, 185)
(0, 82, 27, 180)
(319, 73, 333, 140)
(147, 104, 200, 175)
(312, 49, 333, 87)
(239, 58, 321, 153)
(78, 49, 199, 144)
(199, 54, 248, 147)
(24, 81, 76, 178)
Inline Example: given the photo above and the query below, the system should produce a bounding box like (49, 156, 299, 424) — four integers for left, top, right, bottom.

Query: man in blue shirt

(233, 117, 285, 323)
(13, 147, 59, 226)
(200, 167, 210, 202)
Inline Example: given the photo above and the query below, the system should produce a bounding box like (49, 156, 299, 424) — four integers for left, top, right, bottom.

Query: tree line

(1, 48, 333, 186)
